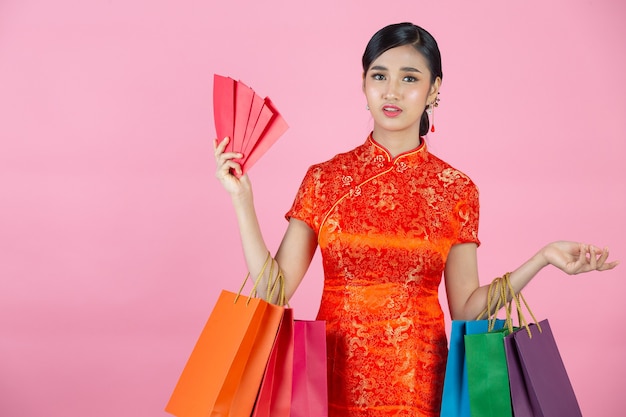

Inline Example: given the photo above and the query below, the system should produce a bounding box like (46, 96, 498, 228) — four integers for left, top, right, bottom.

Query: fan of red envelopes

(213, 74, 289, 174)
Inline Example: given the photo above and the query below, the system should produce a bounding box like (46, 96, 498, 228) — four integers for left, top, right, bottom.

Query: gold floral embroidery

(396, 161, 409, 173)
(438, 167, 471, 188)
(286, 135, 480, 417)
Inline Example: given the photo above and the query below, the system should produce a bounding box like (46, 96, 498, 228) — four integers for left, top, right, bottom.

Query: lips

(382, 104, 402, 118)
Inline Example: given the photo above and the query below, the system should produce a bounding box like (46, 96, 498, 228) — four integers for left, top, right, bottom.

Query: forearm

(214, 138, 315, 303)
(450, 240, 617, 321)
(231, 194, 280, 301)
(506, 250, 550, 295)
(461, 250, 550, 320)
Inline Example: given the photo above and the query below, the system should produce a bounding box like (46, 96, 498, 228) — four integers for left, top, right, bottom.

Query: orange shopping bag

(166, 256, 285, 417)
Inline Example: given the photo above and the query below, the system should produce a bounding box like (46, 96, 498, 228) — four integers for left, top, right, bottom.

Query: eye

(403, 75, 417, 82)
(371, 73, 386, 81)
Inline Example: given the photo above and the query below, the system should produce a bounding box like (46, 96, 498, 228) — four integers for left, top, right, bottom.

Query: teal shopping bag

(440, 319, 505, 417)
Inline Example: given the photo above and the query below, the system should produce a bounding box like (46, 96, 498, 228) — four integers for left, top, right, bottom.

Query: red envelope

(241, 93, 266, 154)
(243, 98, 288, 173)
(213, 75, 235, 152)
(233, 81, 255, 153)
(241, 104, 273, 160)
(213, 74, 288, 173)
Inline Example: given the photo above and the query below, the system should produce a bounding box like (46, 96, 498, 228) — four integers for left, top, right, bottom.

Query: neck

(371, 128, 422, 157)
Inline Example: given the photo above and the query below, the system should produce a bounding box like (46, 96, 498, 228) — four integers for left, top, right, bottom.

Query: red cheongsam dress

(286, 134, 480, 416)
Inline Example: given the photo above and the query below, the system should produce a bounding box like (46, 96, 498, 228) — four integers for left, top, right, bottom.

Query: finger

(600, 260, 620, 271)
(217, 152, 244, 167)
(223, 159, 243, 177)
(568, 243, 587, 274)
(596, 246, 610, 268)
(588, 244, 597, 270)
(216, 166, 237, 182)
(214, 137, 230, 156)
(221, 160, 243, 177)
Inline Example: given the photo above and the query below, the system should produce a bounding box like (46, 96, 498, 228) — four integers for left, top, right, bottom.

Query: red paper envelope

(243, 98, 288, 172)
(213, 74, 288, 173)
(233, 81, 254, 153)
(240, 94, 266, 157)
(242, 103, 274, 160)
(213, 75, 235, 151)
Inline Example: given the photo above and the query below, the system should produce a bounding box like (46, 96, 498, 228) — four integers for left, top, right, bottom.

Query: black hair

(362, 23, 442, 136)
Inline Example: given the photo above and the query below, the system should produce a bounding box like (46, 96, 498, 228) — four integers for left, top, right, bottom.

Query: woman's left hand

(541, 241, 619, 275)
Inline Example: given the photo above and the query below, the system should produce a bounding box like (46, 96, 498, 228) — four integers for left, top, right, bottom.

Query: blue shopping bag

(440, 319, 505, 417)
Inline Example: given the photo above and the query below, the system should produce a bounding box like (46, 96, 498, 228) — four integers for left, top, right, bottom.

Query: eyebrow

(369, 65, 422, 73)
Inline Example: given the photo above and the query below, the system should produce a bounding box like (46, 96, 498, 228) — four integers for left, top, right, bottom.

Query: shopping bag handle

(234, 251, 287, 306)
(476, 275, 508, 330)
(503, 274, 542, 338)
(477, 273, 542, 337)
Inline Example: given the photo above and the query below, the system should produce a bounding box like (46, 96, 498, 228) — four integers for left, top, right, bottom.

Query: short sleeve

(455, 182, 480, 246)
(285, 165, 319, 234)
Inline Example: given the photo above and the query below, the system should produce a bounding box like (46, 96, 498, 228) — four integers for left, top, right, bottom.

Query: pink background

(1, 0, 624, 415)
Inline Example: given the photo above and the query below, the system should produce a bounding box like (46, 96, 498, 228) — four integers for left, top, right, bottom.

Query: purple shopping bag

(505, 319, 582, 417)
(290, 320, 328, 417)
(504, 332, 534, 417)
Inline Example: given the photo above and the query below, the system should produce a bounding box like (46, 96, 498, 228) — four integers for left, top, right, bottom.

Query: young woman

(214, 22, 617, 417)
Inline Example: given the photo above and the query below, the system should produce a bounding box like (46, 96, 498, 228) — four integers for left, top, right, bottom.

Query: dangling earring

(427, 103, 436, 133)
(428, 93, 440, 133)
(366, 104, 370, 111)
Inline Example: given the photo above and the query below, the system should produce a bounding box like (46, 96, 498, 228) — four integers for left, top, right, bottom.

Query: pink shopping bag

(291, 320, 328, 417)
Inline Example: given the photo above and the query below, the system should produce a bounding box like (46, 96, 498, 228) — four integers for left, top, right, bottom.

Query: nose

(383, 79, 400, 100)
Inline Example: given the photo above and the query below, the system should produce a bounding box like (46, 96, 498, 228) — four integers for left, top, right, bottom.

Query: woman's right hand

(213, 137, 251, 199)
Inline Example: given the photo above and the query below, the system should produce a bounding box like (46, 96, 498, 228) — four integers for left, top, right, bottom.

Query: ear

(427, 76, 442, 105)
(362, 72, 366, 92)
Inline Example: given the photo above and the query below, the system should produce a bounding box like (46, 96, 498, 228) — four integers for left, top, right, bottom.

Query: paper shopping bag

(442, 274, 513, 417)
(465, 325, 513, 417)
(165, 290, 284, 417)
(506, 320, 583, 417)
(440, 320, 471, 417)
(252, 308, 295, 417)
(440, 319, 505, 417)
(504, 332, 534, 417)
(291, 320, 328, 417)
(463, 275, 516, 417)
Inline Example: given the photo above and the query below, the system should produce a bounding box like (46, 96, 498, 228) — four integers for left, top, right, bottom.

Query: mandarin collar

(366, 133, 429, 166)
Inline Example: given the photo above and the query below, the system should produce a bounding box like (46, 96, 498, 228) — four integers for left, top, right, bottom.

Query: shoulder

(425, 152, 478, 193)
(420, 151, 480, 209)
(288, 143, 366, 230)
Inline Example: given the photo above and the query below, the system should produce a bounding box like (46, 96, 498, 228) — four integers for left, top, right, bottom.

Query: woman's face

(363, 44, 440, 138)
